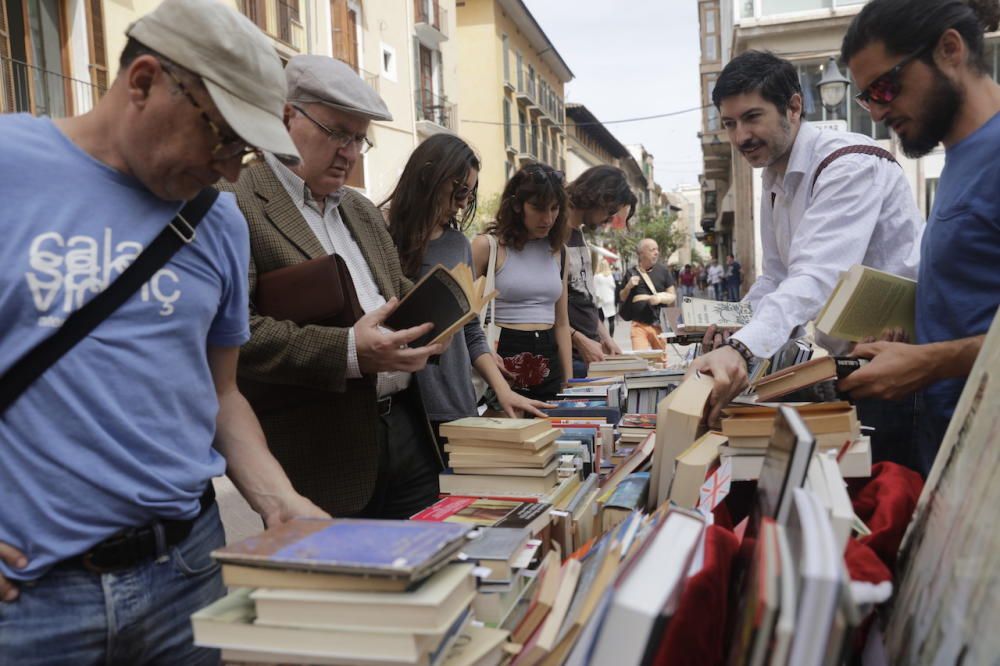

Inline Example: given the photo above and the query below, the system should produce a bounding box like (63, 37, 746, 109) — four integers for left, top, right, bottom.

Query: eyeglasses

(451, 179, 478, 204)
(293, 105, 374, 154)
(162, 64, 257, 162)
(523, 164, 565, 185)
(854, 47, 928, 111)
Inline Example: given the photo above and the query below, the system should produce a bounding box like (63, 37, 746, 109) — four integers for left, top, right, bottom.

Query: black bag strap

(0, 188, 219, 416)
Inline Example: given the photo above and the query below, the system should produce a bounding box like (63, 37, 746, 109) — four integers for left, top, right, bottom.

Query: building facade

(697, 0, 1000, 297)
(455, 0, 572, 205)
(1, 0, 466, 202)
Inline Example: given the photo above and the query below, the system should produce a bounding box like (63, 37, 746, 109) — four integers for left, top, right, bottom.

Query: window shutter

(84, 0, 107, 95)
(0, 0, 15, 111)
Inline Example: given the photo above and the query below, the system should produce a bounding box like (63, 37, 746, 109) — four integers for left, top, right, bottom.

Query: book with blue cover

(212, 518, 471, 582)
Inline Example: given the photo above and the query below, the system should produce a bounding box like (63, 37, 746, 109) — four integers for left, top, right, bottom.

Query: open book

(680, 296, 753, 333)
(814, 264, 916, 342)
(384, 263, 498, 348)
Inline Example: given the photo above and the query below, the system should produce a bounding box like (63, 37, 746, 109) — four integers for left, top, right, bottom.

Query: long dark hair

(487, 163, 568, 253)
(383, 134, 480, 278)
(842, 0, 1000, 74)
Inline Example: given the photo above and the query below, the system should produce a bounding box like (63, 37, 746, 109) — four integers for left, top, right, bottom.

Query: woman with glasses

(383, 135, 550, 431)
(471, 164, 573, 403)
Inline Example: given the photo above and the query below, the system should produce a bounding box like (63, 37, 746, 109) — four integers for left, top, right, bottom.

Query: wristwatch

(723, 338, 755, 369)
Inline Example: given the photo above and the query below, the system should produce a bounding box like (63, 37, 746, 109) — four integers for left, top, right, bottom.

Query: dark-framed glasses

(162, 64, 257, 162)
(854, 47, 928, 111)
(293, 105, 374, 154)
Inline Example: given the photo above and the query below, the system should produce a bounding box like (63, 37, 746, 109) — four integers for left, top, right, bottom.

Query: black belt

(70, 485, 216, 574)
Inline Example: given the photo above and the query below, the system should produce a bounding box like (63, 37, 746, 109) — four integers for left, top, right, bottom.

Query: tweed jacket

(221, 161, 435, 516)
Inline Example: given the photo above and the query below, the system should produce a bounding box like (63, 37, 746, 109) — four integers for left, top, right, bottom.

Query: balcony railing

(238, 0, 305, 50)
(1, 55, 105, 117)
(415, 88, 455, 131)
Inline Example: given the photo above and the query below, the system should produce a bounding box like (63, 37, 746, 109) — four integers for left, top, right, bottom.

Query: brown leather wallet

(254, 254, 363, 327)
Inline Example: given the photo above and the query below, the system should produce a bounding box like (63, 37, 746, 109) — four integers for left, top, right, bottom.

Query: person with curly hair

(471, 164, 572, 402)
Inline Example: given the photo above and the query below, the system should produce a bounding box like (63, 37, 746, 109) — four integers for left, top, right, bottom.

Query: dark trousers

(496, 327, 564, 402)
(856, 395, 921, 475)
(359, 390, 441, 520)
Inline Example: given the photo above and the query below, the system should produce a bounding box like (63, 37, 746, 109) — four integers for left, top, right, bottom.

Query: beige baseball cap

(127, 0, 300, 165)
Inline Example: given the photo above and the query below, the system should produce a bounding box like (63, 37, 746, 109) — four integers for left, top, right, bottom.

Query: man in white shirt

(707, 259, 725, 301)
(689, 50, 923, 420)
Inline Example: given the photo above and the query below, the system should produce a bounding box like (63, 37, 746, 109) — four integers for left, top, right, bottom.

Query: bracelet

(724, 338, 755, 369)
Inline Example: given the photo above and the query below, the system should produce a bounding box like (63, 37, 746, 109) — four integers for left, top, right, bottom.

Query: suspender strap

(0, 188, 219, 416)
(810, 145, 898, 194)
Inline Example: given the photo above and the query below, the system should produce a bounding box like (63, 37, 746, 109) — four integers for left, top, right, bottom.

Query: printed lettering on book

(26, 229, 181, 325)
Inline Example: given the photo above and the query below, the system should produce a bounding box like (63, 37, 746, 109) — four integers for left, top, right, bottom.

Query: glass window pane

(761, 0, 829, 16)
(705, 8, 716, 33)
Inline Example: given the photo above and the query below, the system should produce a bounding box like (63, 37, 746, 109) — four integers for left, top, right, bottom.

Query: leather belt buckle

(377, 395, 392, 417)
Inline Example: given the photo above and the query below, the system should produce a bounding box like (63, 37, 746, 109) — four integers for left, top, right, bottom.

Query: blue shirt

(0, 114, 251, 580)
(917, 111, 1000, 427)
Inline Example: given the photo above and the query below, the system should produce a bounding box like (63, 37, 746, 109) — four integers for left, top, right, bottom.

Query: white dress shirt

(732, 122, 923, 358)
(266, 153, 409, 397)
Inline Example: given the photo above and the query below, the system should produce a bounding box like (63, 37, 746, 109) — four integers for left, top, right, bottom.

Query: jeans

(0, 503, 226, 666)
(681, 285, 695, 298)
(712, 283, 723, 300)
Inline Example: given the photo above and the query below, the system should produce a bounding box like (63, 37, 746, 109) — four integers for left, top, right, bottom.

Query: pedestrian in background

(594, 259, 618, 337)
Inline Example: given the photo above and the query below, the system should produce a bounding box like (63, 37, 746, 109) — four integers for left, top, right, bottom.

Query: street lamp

(817, 56, 850, 120)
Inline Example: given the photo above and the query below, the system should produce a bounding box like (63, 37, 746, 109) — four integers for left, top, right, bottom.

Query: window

(331, 0, 359, 71)
(518, 108, 527, 151)
(515, 50, 523, 92)
(925, 178, 939, 216)
(240, 0, 301, 48)
(1, 0, 73, 115)
(502, 34, 510, 83)
(503, 98, 512, 147)
(795, 61, 888, 140)
(701, 2, 720, 63)
(704, 73, 720, 131)
(380, 43, 397, 81)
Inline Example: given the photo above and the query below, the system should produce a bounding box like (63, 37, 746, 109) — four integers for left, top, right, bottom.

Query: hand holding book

(355, 298, 444, 374)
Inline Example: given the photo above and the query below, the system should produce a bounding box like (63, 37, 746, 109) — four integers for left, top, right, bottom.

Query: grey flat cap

(286, 55, 392, 122)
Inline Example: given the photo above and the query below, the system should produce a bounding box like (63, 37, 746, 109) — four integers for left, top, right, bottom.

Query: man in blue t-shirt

(839, 0, 1000, 474)
(0, 0, 326, 661)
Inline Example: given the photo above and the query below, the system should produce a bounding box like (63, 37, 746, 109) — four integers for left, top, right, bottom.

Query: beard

(897, 68, 962, 158)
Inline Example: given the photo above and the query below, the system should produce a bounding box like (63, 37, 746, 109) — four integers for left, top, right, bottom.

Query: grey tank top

(493, 238, 562, 325)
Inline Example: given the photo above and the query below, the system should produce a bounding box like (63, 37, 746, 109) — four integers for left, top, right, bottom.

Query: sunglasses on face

(854, 47, 928, 111)
(451, 179, 477, 203)
(162, 64, 257, 162)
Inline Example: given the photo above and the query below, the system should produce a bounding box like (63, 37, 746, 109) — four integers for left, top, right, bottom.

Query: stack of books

(623, 369, 684, 414)
(438, 418, 561, 498)
(719, 402, 871, 481)
(586, 355, 649, 378)
(191, 519, 480, 665)
(618, 413, 655, 447)
(411, 496, 552, 536)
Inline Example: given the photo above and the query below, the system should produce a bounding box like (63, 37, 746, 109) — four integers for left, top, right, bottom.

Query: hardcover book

(212, 519, 470, 582)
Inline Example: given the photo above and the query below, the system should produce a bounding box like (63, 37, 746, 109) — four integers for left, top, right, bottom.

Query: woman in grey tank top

(472, 164, 572, 402)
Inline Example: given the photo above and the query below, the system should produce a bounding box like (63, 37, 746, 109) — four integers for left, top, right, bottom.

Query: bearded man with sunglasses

(688, 50, 923, 432)
(223, 55, 447, 520)
(838, 0, 1000, 475)
(0, 0, 330, 661)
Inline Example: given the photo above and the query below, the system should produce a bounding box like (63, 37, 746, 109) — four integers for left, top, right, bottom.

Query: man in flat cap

(224, 55, 446, 520)
(0, 0, 326, 661)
